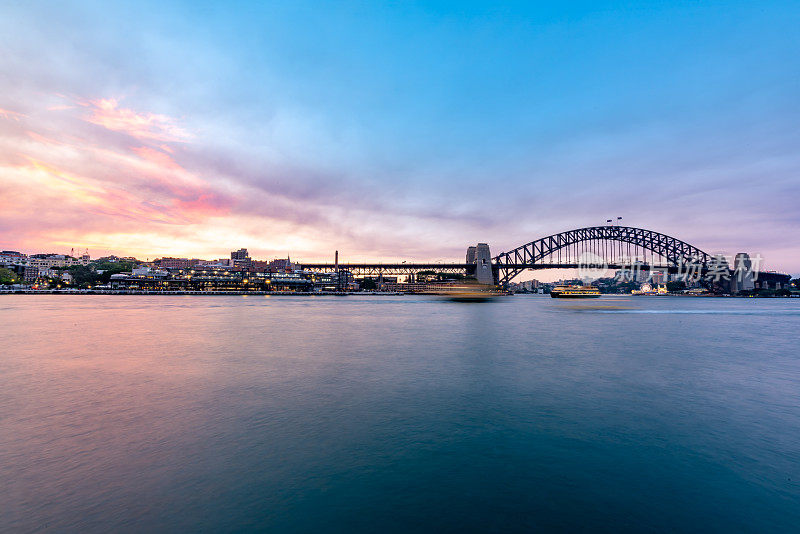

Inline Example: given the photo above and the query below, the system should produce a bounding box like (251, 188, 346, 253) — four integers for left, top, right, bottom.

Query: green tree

(360, 278, 377, 291)
(67, 265, 100, 287)
(615, 281, 639, 294)
(93, 261, 135, 283)
(0, 268, 19, 285)
(666, 280, 686, 293)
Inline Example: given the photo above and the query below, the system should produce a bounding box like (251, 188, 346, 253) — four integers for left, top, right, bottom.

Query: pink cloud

(84, 98, 191, 142)
(0, 108, 25, 121)
(131, 145, 183, 171)
(173, 192, 233, 215)
(14, 156, 227, 225)
(26, 131, 63, 146)
(1, 99, 237, 244)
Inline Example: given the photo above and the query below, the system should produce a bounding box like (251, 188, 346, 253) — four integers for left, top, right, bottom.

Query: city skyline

(1, 1, 799, 274)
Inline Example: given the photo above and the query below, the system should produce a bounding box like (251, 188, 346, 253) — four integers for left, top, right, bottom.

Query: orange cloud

(22, 156, 144, 213)
(84, 98, 191, 142)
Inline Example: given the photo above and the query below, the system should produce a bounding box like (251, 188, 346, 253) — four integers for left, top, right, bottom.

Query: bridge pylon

(465, 243, 495, 285)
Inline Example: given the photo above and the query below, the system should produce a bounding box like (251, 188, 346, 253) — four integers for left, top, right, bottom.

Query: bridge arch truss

(493, 226, 713, 285)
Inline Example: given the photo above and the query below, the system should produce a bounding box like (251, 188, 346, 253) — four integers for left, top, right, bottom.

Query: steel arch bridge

(493, 225, 713, 285)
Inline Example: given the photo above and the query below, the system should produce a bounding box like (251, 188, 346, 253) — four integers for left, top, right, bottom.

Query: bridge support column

(474, 243, 494, 285)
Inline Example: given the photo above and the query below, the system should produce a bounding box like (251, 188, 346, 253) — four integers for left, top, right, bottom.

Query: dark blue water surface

(1, 294, 799, 532)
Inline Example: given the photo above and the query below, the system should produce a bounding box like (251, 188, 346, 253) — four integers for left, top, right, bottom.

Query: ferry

(421, 280, 506, 302)
(550, 285, 601, 298)
(440, 287, 505, 302)
(631, 283, 668, 296)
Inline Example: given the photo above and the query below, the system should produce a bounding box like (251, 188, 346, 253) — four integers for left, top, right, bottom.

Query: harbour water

(1, 295, 799, 532)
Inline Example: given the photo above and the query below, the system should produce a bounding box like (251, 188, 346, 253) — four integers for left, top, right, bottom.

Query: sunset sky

(1, 1, 798, 274)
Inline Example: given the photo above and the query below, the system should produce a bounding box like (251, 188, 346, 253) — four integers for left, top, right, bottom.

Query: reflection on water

(554, 303, 635, 312)
(1, 295, 799, 532)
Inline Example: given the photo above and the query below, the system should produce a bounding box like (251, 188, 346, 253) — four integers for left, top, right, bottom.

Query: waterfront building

(312, 272, 338, 291)
(355, 275, 399, 289)
(249, 260, 270, 272)
(109, 273, 133, 289)
(268, 272, 313, 290)
(196, 259, 233, 267)
(131, 267, 169, 279)
(517, 279, 540, 292)
(0, 251, 26, 264)
(23, 265, 40, 282)
(25, 253, 89, 269)
(269, 257, 295, 273)
(160, 257, 192, 270)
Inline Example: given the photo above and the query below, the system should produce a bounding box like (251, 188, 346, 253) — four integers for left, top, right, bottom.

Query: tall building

(231, 248, 251, 268)
(631, 261, 649, 282)
(732, 252, 755, 292)
(231, 248, 249, 260)
(23, 264, 40, 282)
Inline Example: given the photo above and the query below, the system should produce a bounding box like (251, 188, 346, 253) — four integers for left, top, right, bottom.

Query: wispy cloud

(0, 108, 25, 121)
(84, 98, 192, 142)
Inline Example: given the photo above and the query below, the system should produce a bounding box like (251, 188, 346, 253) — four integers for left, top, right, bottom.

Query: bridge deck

(298, 262, 687, 274)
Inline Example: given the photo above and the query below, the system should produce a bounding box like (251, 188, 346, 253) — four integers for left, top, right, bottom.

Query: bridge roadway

(298, 263, 472, 275)
(298, 262, 687, 276)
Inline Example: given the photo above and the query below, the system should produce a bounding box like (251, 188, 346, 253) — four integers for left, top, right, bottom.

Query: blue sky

(1, 1, 798, 273)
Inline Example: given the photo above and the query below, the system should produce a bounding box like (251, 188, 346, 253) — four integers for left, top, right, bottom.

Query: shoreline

(0, 289, 403, 296)
(1, 289, 797, 298)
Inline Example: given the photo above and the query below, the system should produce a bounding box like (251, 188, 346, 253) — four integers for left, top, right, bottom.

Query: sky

(1, 1, 798, 275)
